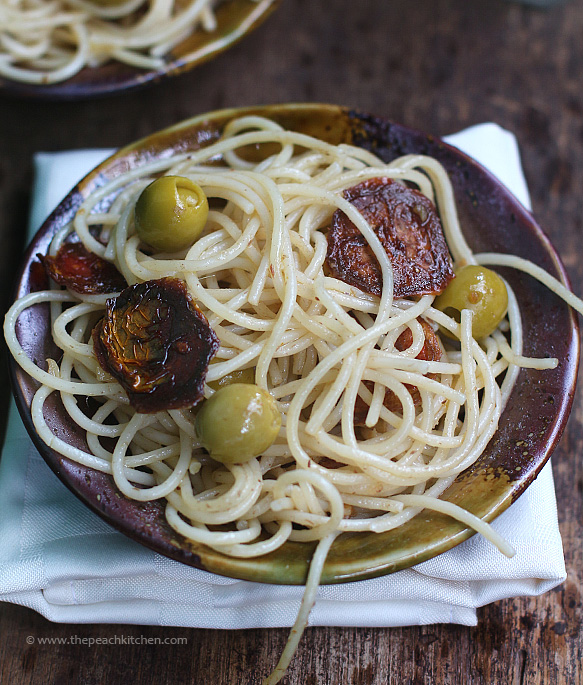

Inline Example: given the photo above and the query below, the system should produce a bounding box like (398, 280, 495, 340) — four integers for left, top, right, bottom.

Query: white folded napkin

(0, 124, 566, 627)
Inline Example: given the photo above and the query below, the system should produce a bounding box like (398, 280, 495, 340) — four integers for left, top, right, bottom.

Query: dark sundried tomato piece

(326, 178, 455, 298)
(40, 242, 127, 294)
(395, 318, 442, 363)
(354, 319, 442, 424)
(93, 277, 219, 413)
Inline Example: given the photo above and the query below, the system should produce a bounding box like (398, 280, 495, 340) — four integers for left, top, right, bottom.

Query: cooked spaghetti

(5, 116, 581, 684)
(0, 0, 254, 85)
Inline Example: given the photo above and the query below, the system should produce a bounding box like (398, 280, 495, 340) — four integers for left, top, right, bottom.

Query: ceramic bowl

(9, 104, 579, 583)
(0, 0, 280, 100)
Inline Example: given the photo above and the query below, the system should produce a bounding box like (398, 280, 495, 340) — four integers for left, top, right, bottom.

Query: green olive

(195, 384, 281, 464)
(207, 366, 256, 391)
(434, 265, 508, 339)
(134, 176, 209, 253)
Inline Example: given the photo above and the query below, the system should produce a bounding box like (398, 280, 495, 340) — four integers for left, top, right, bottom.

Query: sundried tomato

(326, 178, 454, 298)
(40, 242, 127, 294)
(354, 319, 442, 424)
(395, 318, 442, 363)
(93, 278, 219, 413)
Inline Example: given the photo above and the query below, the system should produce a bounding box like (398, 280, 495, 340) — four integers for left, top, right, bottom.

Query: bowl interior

(10, 103, 579, 584)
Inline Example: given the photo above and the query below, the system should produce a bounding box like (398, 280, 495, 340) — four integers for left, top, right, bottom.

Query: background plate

(9, 103, 580, 584)
(0, 0, 280, 100)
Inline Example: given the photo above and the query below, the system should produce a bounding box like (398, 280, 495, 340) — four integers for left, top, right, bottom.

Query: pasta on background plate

(0, 0, 259, 85)
(5, 116, 581, 684)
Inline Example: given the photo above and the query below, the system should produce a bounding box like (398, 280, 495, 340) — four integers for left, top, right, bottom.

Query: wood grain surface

(1, 0, 582, 683)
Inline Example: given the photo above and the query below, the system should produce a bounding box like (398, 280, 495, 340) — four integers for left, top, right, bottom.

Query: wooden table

(1, 0, 582, 682)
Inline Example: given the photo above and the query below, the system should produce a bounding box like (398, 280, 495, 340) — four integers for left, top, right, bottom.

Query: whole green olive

(195, 384, 281, 464)
(207, 366, 256, 391)
(433, 265, 508, 339)
(134, 176, 209, 253)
